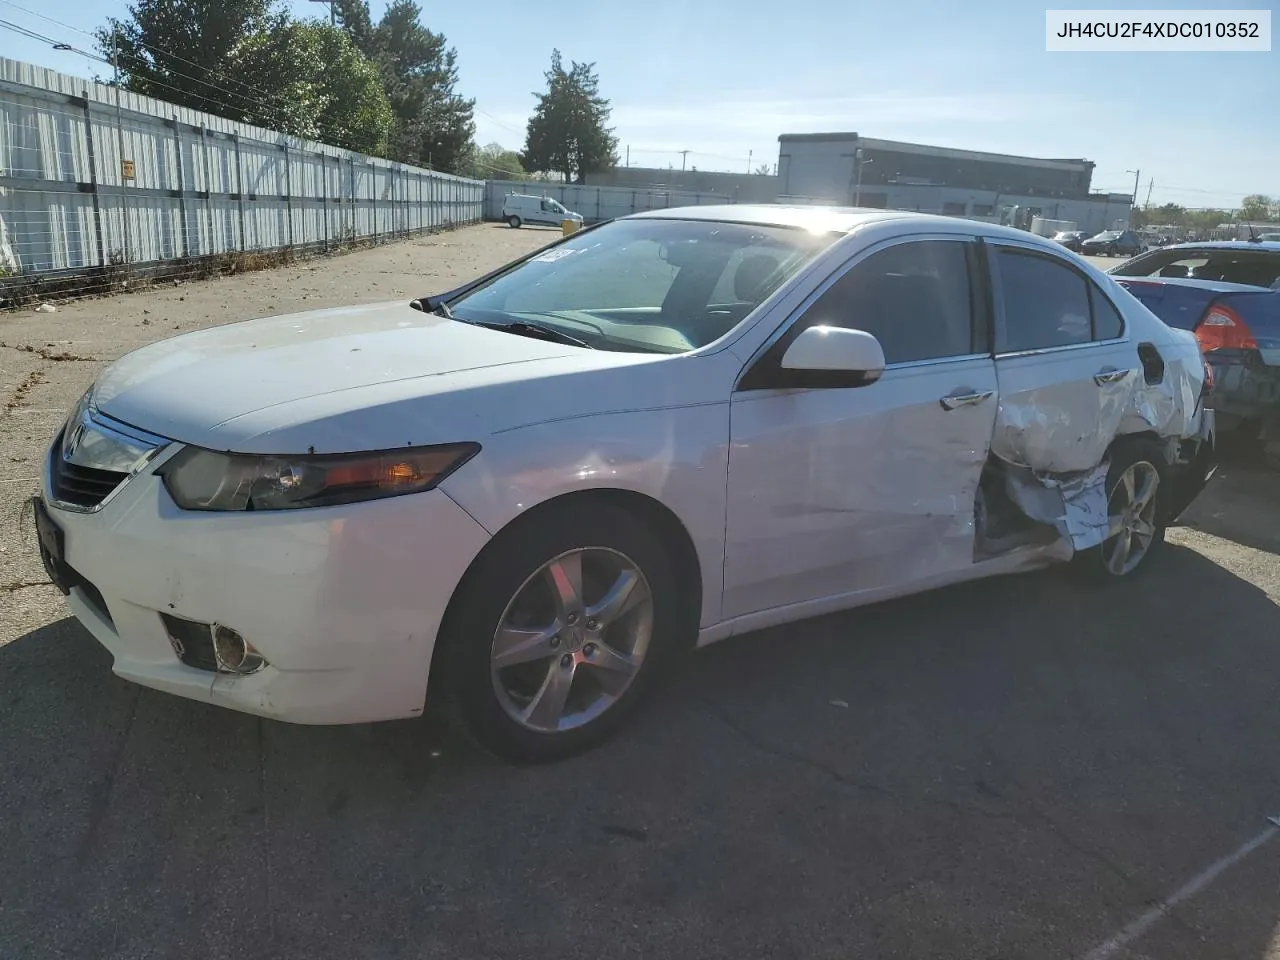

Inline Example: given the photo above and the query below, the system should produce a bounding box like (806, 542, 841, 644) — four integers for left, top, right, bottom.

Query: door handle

(940, 390, 994, 411)
(1094, 368, 1130, 386)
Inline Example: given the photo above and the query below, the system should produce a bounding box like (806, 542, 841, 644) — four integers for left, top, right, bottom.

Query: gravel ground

(3, 232, 1280, 959)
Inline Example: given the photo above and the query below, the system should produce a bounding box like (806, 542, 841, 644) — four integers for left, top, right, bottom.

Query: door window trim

(985, 240, 1128, 358)
(735, 233, 992, 392)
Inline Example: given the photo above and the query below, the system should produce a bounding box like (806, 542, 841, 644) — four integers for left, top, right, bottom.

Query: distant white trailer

(1031, 216, 1077, 237)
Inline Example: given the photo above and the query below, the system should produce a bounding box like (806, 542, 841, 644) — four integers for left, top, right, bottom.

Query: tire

(1107, 245, 1117, 257)
(433, 501, 688, 763)
(1072, 438, 1169, 583)
(507, 215, 522, 228)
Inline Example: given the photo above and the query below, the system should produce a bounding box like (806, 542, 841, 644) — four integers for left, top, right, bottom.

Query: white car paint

(38, 205, 1211, 726)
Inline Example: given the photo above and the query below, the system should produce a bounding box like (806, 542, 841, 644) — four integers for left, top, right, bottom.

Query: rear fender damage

(976, 349, 1212, 557)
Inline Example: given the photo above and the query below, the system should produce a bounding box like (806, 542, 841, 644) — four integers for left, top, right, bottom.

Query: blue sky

(1, 0, 1274, 207)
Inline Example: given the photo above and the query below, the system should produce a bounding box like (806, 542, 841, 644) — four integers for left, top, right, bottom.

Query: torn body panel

(984, 328, 1211, 553)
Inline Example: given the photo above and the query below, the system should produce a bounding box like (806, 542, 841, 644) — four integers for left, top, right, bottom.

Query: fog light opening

(211, 624, 267, 675)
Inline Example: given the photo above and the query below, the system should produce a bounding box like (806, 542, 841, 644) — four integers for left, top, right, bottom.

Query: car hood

(93, 301, 672, 451)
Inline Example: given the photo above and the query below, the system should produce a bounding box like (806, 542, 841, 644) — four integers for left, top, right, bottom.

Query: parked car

(1258, 233, 1280, 243)
(1111, 241, 1280, 455)
(501, 193, 583, 229)
(1081, 230, 1145, 257)
(1051, 230, 1089, 253)
(34, 207, 1215, 763)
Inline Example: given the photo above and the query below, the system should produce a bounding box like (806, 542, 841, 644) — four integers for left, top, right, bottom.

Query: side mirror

(779, 326, 885, 386)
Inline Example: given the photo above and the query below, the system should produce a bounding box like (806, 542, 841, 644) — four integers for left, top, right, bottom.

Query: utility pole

(746, 149, 752, 174)
(625, 145, 629, 167)
(308, 0, 336, 25)
(679, 150, 690, 173)
(111, 28, 131, 266)
(1145, 178, 1154, 208)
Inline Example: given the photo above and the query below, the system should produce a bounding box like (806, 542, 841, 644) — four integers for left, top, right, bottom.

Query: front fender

(439, 401, 733, 629)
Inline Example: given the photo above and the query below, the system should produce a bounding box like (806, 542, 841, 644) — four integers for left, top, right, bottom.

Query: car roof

(1157, 240, 1280, 253)
(626, 203, 1041, 243)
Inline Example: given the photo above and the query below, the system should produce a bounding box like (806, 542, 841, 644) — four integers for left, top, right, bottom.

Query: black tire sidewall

(507, 215, 521, 228)
(1074, 439, 1170, 582)
(435, 502, 687, 763)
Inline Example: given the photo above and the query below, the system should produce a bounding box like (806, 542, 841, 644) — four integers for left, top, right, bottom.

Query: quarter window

(1089, 285, 1125, 340)
(797, 240, 977, 364)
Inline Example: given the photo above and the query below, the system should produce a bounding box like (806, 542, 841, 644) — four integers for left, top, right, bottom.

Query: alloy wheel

(1101, 460, 1160, 576)
(490, 547, 654, 733)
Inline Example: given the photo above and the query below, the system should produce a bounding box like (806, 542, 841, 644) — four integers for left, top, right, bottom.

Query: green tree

(521, 50, 618, 183)
(99, 3, 391, 154)
(291, 22, 393, 154)
(468, 142, 528, 180)
(337, 0, 475, 173)
(1241, 194, 1275, 221)
(98, 0, 289, 119)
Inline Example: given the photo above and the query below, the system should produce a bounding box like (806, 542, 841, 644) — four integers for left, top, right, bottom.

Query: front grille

(160, 614, 219, 672)
(51, 455, 128, 509)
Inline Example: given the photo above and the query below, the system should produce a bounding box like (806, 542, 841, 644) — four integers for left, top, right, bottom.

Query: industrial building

(777, 133, 1132, 234)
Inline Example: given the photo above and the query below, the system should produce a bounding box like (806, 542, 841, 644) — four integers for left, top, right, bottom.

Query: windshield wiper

(472, 320, 593, 348)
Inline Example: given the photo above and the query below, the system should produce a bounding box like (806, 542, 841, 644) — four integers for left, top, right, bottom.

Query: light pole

(854, 149, 873, 206)
(1125, 168, 1140, 228)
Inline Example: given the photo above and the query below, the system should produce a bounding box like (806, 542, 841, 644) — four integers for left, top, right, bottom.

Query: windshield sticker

(529, 248, 583, 264)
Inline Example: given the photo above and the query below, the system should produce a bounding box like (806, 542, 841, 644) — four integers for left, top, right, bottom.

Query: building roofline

(777, 132, 1094, 171)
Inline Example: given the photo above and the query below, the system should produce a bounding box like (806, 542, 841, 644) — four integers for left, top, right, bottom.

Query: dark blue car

(1111, 241, 1280, 460)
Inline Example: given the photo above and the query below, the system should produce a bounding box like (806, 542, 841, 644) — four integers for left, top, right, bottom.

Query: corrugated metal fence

(484, 180, 733, 223)
(0, 57, 484, 301)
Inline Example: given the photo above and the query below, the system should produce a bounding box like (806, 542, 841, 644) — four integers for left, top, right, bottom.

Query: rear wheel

(1073, 439, 1169, 582)
(507, 215, 522, 228)
(433, 502, 686, 763)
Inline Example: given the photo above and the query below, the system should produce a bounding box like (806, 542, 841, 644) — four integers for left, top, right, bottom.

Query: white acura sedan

(35, 206, 1216, 762)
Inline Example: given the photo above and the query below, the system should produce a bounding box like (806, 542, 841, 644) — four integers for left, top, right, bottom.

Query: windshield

(1092, 232, 1120, 240)
(1111, 247, 1280, 287)
(449, 218, 836, 353)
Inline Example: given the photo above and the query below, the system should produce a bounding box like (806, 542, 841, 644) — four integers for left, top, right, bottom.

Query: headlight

(159, 443, 480, 511)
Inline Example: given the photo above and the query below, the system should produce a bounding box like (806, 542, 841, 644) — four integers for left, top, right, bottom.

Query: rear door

(986, 239, 1141, 473)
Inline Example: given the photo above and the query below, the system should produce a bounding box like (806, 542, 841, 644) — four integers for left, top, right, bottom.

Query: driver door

(722, 236, 997, 620)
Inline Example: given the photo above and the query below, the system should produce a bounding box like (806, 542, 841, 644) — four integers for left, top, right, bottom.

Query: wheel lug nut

(550, 635, 560, 648)
(566, 613, 578, 625)
(583, 643, 597, 657)
(586, 618, 599, 631)
(560, 653, 573, 668)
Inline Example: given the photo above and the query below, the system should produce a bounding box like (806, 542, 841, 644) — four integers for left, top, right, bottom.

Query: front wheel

(1073, 440, 1169, 582)
(433, 502, 687, 763)
(507, 215, 522, 228)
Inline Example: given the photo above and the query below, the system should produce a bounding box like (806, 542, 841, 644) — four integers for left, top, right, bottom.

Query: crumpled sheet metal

(1002, 460, 1111, 551)
(992, 363, 1204, 475)
(992, 354, 1207, 552)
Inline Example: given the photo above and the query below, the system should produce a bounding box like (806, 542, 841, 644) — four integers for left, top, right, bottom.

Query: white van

(501, 194, 584, 228)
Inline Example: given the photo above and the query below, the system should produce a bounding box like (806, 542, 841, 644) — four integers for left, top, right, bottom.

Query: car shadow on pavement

(1177, 461, 1280, 555)
(3, 543, 1280, 960)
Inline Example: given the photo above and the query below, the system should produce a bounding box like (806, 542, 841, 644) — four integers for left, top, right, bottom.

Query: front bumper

(38, 453, 492, 724)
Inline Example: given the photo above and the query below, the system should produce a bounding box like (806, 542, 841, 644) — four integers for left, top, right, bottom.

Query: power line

(0, 0, 337, 124)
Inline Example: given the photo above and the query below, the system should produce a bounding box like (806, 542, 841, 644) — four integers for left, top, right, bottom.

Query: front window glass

(450, 219, 836, 353)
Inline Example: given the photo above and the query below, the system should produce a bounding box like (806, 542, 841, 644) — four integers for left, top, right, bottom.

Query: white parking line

(1081, 821, 1280, 960)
